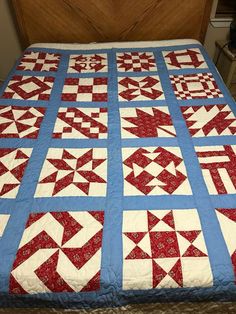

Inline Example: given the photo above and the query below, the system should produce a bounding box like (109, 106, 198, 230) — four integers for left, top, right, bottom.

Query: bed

(1, 0, 236, 311)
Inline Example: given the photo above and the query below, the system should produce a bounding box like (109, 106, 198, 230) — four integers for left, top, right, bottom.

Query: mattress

(0, 39, 236, 308)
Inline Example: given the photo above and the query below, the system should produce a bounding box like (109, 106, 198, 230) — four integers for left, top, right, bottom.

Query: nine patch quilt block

(0, 40, 236, 307)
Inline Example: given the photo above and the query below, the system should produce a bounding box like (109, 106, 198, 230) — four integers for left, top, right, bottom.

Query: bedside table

(214, 40, 236, 99)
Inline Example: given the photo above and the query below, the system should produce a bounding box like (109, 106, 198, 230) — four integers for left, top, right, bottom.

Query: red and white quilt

(0, 39, 236, 308)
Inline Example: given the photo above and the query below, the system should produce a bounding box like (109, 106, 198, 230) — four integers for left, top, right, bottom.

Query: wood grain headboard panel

(12, 0, 213, 49)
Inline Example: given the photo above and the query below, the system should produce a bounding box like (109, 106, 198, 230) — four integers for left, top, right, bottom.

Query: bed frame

(12, 0, 213, 49)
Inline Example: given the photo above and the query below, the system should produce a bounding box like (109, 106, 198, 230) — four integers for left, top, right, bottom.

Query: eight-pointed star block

(122, 146, 192, 196)
(10, 210, 104, 294)
(122, 209, 213, 290)
(35, 148, 107, 197)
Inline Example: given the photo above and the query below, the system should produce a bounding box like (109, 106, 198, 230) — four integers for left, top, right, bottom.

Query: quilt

(0, 39, 236, 308)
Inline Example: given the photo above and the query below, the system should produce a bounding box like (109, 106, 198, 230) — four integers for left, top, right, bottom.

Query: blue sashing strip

(100, 49, 124, 291)
(0, 43, 235, 307)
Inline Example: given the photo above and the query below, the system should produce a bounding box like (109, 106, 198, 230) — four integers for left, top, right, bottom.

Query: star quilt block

(0, 148, 32, 198)
(181, 104, 236, 137)
(195, 145, 236, 194)
(0, 106, 46, 139)
(123, 209, 213, 290)
(17, 51, 61, 72)
(61, 78, 108, 102)
(68, 54, 108, 73)
(122, 146, 192, 196)
(163, 48, 207, 70)
(35, 148, 107, 197)
(170, 73, 223, 100)
(10, 210, 104, 294)
(120, 107, 176, 138)
(118, 76, 164, 101)
(1, 75, 55, 101)
(215, 208, 236, 282)
(52, 107, 108, 139)
(116, 52, 157, 72)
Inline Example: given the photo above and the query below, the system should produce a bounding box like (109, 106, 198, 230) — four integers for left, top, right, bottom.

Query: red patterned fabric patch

(35, 148, 107, 197)
(68, 54, 107, 73)
(0, 148, 32, 198)
(53, 107, 107, 139)
(9, 210, 104, 294)
(122, 146, 192, 196)
(170, 73, 223, 100)
(120, 107, 176, 138)
(216, 208, 236, 283)
(118, 76, 164, 101)
(163, 48, 207, 69)
(0, 106, 45, 139)
(17, 51, 60, 72)
(196, 145, 236, 194)
(181, 104, 236, 137)
(116, 52, 157, 72)
(123, 209, 212, 289)
(1, 75, 54, 101)
(61, 77, 108, 102)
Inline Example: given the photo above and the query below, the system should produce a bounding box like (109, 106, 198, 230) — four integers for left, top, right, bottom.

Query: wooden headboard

(12, 0, 213, 49)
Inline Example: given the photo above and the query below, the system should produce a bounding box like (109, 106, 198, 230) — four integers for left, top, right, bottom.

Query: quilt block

(61, 78, 108, 102)
(68, 54, 108, 73)
(118, 76, 164, 101)
(17, 51, 61, 72)
(10, 210, 104, 294)
(1, 75, 54, 101)
(35, 148, 107, 197)
(195, 145, 236, 195)
(122, 147, 192, 196)
(123, 209, 213, 289)
(170, 73, 223, 100)
(163, 48, 207, 69)
(0, 106, 46, 139)
(53, 107, 108, 139)
(0, 148, 32, 198)
(120, 107, 176, 138)
(116, 52, 157, 72)
(216, 208, 236, 282)
(181, 104, 236, 137)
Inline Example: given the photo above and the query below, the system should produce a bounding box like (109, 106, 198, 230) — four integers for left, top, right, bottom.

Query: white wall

(204, 22, 230, 59)
(203, 0, 231, 59)
(0, 0, 22, 81)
